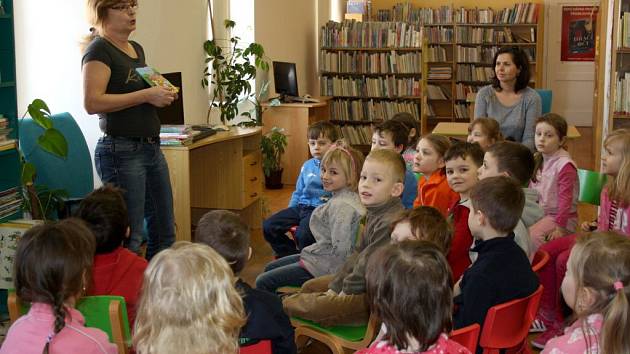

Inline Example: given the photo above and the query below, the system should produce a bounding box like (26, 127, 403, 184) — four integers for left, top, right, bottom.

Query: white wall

(15, 0, 209, 186)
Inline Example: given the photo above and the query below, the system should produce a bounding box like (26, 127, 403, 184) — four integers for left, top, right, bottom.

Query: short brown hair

(391, 207, 452, 253)
(308, 121, 340, 141)
(365, 149, 406, 183)
(374, 120, 410, 150)
(391, 112, 421, 147)
(468, 118, 503, 144)
(195, 210, 250, 274)
(321, 140, 365, 191)
(421, 134, 451, 157)
(532, 113, 569, 182)
(444, 141, 484, 167)
(366, 241, 453, 351)
(487, 141, 535, 185)
(470, 176, 525, 233)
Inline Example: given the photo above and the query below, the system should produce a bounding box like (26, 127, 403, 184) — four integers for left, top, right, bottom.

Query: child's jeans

(538, 233, 577, 329)
(255, 255, 314, 293)
(282, 275, 369, 326)
(263, 205, 316, 258)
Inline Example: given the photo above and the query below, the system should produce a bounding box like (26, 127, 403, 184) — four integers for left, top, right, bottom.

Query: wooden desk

(432, 122, 581, 139)
(261, 100, 330, 185)
(161, 127, 263, 242)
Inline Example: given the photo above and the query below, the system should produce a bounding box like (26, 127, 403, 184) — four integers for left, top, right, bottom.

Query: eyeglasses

(110, 1, 138, 11)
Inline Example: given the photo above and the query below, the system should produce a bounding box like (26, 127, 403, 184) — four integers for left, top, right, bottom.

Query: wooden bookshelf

(607, 0, 630, 131)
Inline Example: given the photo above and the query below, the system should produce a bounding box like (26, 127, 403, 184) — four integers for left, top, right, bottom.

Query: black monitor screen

(273, 61, 299, 97)
(157, 72, 185, 125)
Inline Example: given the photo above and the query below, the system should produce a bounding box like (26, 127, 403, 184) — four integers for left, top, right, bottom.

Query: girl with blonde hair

(133, 242, 245, 354)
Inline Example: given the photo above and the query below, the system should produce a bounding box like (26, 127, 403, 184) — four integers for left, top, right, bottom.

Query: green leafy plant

(260, 127, 288, 177)
(19, 99, 69, 220)
(202, 19, 269, 124)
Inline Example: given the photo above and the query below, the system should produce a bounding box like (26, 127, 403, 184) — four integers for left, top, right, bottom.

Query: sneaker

(532, 327, 563, 349)
(529, 318, 547, 333)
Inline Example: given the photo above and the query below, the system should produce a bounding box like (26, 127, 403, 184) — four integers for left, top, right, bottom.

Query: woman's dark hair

(491, 47, 532, 93)
(365, 241, 453, 351)
(14, 218, 96, 353)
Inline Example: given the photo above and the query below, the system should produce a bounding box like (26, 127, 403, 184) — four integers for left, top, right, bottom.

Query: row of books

(615, 73, 630, 114)
(375, 3, 541, 25)
(329, 99, 420, 122)
(320, 21, 423, 49)
(454, 103, 471, 119)
(426, 27, 454, 43)
(455, 84, 480, 101)
(0, 117, 16, 152)
(0, 187, 21, 221)
(455, 27, 536, 44)
(618, 12, 630, 48)
(340, 125, 374, 145)
(456, 65, 495, 83)
(319, 51, 422, 74)
(426, 85, 452, 100)
(427, 66, 452, 80)
(456, 46, 536, 63)
(425, 46, 449, 62)
(320, 76, 422, 98)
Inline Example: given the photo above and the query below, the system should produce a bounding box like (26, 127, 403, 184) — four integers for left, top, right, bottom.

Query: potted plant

(202, 19, 269, 124)
(261, 127, 288, 189)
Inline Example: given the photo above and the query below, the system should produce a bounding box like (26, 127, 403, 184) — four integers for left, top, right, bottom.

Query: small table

(432, 122, 581, 139)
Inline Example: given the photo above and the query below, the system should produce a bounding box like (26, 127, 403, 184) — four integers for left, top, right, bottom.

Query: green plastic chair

(292, 315, 378, 354)
(578, 169, 607, 206)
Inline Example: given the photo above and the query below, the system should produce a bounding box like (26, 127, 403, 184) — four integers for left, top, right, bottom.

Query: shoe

(529, 318, 547, 333)
(532, 327, 563, 349)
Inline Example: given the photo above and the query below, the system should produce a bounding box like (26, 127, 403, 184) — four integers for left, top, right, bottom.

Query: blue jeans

(255, 254, 313, 293)
(263, 205, 316, 257)
(95, 136, 175, 260)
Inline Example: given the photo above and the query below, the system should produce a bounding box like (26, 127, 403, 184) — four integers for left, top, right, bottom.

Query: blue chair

(18, 112, 94, 217)
(535, 89, 552, 114)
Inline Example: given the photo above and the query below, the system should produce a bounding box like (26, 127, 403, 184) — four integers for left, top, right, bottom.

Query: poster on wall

(561, 6, 598, 61)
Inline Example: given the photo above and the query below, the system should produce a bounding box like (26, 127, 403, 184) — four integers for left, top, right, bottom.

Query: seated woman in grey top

(474, 47, 542, 151)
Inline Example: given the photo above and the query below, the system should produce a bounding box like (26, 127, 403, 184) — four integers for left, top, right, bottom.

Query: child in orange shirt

(413, 134, 459, 216)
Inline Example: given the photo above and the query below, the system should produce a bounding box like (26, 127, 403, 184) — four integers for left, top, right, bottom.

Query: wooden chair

(531, 249, 550, 274)
(8, 293, 130, 354)
(479, 285, 544, 354)
(292, 314, 379, 354)
(450, 323, 480, 353)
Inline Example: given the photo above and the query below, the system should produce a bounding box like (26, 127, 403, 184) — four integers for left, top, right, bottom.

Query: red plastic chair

(479, 285, 543, 354)
(450, 323, 480, 353)
(531, 250, 550, 274)
(240, 340, 272, 354)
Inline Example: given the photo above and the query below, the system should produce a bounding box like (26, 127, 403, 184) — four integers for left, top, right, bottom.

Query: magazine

(135, 66, 179, 93)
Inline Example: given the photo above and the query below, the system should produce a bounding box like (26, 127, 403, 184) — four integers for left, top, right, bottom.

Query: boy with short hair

(371, 120, 417, 209)
(196, 210, 296, 354)
(283, 149, 405, 326)
(444, 141, 485, 282)
(454, 176, 539, 352)
(75, 185, 147, 325)
(477, 141, 543, 258)
(263, 121, 339, 258)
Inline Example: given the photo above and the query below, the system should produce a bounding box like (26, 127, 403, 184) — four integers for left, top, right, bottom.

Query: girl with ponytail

(542, 232, 630, 354)
(0, 219, 116, 354)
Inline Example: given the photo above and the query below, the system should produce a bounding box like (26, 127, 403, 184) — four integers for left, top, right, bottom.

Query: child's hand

(580, 221, 598, 232)
(325, 289, 338, 296)
(453, 279, 462, 297)
(546, 227, 567, 242)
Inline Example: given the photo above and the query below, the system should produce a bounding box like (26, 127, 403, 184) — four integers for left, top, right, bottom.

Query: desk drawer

(242, 152, 262, 207)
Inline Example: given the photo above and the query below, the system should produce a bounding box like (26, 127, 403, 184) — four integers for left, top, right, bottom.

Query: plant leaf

(224, 19, 236, 29)
(37, 128, 68, 158)
(27, 99, 53, 130)
(21, 162, 36, 185)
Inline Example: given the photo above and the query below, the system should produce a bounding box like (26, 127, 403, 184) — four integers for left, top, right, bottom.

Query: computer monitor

(273, 61, 299, 98)
(156, 72, 185, 125)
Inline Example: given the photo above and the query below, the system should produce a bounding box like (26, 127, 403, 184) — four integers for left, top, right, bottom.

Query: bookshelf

(608, 0, 630, 131)
(0, 0, 21, 223)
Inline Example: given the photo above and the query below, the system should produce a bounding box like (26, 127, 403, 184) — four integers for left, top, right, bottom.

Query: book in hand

(135, 67, 180, 93)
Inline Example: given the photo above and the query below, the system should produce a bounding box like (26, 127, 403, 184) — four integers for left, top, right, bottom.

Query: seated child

(263, 121, 339, 257)
(477, 141, 544, 258)
(75, 185, 147, 325)
(391, 112, 421, 172)
(256, 141, 365, 293)
(444, 141, 485, 282)
(133, 242, 245, 354)
(357, 241, 471, 354)
(1, 219, 117, 354)
(453, 176, 539, 352)
(467, 117, 503, 151)
(196, 210, 296, 354)
(412, 134, 459, 216)
(390, 206, 452, 253)
(371, 120, 417, 208)
(283, 149, 405, 326)
(529, 114, 579, 249)
(541, 232, 630, 353)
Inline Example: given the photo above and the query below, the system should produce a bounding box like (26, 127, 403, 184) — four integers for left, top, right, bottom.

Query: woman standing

(474, 47, 542, 151)
(82, 0, 177, 259)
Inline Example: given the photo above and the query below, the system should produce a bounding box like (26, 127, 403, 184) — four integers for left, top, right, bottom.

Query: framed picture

(561, 6, 598, 61)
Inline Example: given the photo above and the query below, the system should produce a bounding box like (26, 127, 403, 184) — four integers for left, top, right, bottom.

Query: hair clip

(614, 280, 624, 291)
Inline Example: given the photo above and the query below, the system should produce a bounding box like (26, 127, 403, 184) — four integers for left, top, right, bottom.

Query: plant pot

(265, 169, 283, 189)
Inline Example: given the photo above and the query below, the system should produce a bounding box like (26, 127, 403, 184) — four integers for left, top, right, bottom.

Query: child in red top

(76, 185, 147, 325)
(412, 134, 459, 216)
(356, 241, 470, 354)
(444, 142, 485, 283)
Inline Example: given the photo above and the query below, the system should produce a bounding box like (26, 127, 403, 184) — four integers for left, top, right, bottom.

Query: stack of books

(0, 187, 21, 220)
(159, 125, 217, 146)
(0, 116, 16, 152)
(428, 66, 452, 80)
